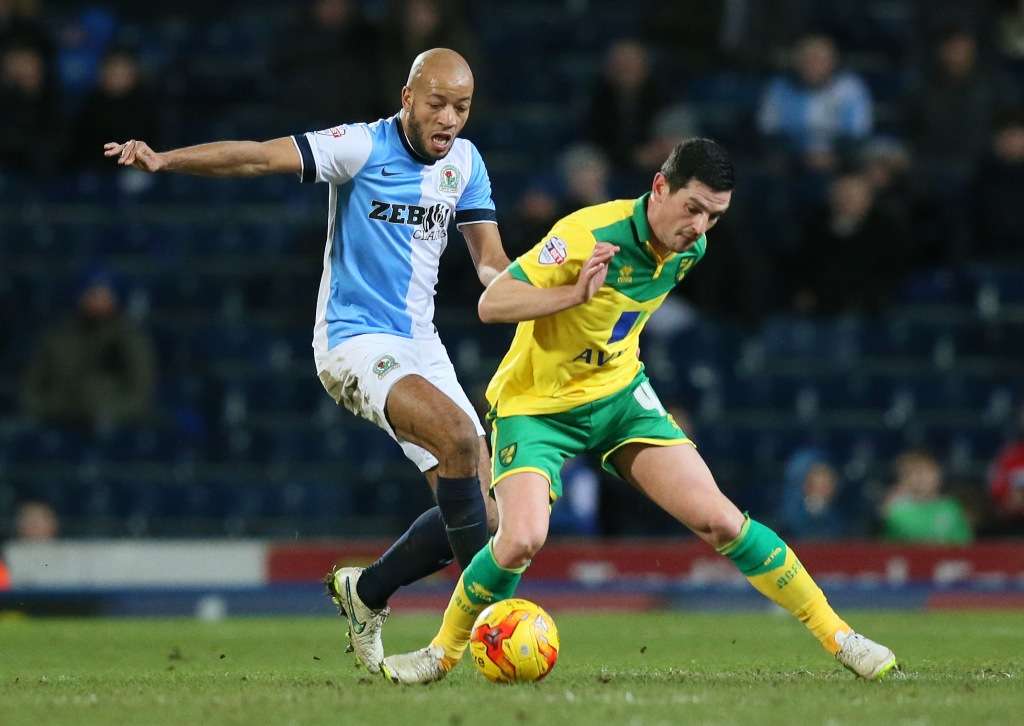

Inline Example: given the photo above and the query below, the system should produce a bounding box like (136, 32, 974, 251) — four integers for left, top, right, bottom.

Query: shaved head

(406, 48, 473, 91)
(400, 48, 475, 161)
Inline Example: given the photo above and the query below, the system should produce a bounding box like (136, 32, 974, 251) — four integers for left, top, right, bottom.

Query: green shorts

(489, 372, 692, 500)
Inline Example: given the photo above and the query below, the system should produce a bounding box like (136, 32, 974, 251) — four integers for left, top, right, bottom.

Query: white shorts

(315, 333, 485, 472)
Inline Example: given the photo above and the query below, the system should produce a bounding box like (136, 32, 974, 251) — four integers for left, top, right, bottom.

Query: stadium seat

(2, 3, 1020, 539)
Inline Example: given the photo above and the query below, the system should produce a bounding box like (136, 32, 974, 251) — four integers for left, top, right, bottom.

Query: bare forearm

(106, 136, 299, 175)
(478, 277, 581, 323)
(476, 256, 510, 288)
(461, 224, 511, 288)
(479, 242, 615, 323)
(159, 141, 281, 177)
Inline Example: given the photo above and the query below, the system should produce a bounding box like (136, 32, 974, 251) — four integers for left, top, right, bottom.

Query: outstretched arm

(103, 137, 301, 177)
(460, 222, 511, 287)
(478, 242, 618, 323)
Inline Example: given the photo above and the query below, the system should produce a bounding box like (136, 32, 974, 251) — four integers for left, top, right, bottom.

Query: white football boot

(324, 566, 389, 673)
(835, 631, 898, 680)
(380, 644, 453, 685)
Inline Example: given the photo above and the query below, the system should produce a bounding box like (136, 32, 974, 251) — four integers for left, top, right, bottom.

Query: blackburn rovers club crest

(676, 257, 696, 281)
(373, 354, 399, 379)
(438, 164, 461, 194)
(537, 236, 568, 265)
(499, 443, 517, 466)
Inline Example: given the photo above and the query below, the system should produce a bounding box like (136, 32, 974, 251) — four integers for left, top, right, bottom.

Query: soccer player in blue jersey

(105, 49, 507, 672)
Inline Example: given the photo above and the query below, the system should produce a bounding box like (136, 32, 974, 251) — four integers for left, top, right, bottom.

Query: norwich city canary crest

(499, 443, 517, 466)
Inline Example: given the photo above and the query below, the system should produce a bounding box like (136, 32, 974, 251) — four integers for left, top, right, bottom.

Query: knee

(435, 416, 479, 467)
(495, 523, 547, 566)
(687, 496, 744, 549)
(706, 509, 744, 549)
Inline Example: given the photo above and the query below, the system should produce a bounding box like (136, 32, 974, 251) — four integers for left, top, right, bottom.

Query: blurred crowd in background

(1, 0, 1023, 544)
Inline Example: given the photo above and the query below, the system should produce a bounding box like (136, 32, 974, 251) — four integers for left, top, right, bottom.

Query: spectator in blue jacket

(757, 33, 873, 174)
(779, 448, 846, 540)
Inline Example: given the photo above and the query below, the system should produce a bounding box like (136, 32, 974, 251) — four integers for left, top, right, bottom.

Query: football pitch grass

(2, 611, 1021, 725)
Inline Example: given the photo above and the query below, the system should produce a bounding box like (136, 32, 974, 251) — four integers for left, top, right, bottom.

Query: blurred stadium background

(1, 0, 1023, 615)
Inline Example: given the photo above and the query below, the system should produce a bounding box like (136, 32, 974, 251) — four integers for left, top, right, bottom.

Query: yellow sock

(744, 548, 851, 655)
(719, 517, 851, 655)
(430, 540, 526, 663)
(430, 573, 483, 663)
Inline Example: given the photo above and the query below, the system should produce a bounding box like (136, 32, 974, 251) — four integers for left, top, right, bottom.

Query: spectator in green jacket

(881, 450, 972, 545)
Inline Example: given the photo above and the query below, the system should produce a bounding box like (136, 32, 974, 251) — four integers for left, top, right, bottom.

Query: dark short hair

(660, 137, 735, 193)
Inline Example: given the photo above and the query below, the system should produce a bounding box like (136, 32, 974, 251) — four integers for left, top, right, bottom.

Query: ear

(401, 86, 413, 112)
(651, 171, 669, 201)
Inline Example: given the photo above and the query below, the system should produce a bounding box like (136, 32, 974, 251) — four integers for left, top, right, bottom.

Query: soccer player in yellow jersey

(382, 139, 897, 683)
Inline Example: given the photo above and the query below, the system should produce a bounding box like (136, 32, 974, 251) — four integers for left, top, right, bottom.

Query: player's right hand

(575, 242, 619, 303)
(103, 140, 164, 172)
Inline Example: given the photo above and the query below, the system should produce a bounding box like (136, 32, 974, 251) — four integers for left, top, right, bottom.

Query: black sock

(356, 506, 454, 611)
(435, 475, 489, 569)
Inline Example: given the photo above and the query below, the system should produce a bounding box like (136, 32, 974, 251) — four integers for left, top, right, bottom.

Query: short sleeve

(512, 219, 596, 288)
(291, 124, 372, 184)
(455, 143, 497, 226)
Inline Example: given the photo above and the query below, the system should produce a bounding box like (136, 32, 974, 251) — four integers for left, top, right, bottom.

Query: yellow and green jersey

(487, 193, 706, 417)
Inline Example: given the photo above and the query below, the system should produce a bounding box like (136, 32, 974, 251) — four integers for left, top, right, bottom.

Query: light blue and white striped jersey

(291, 114, 497, 357)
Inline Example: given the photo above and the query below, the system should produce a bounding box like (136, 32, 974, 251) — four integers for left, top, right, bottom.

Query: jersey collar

(632, 193, 676, 268)
(395, 113, 434, 165)
(631, 193, 653, 246)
